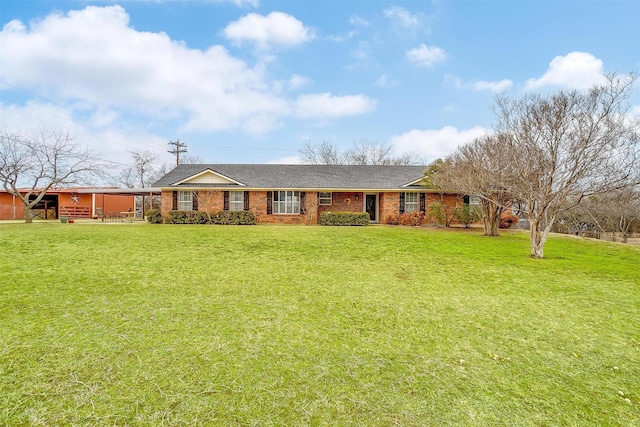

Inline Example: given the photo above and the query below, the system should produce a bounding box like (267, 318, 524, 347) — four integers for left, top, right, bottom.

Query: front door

(365, 194, 377, 222)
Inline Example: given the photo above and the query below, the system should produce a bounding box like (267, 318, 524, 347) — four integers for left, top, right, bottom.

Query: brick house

(153, 164, 464, 224)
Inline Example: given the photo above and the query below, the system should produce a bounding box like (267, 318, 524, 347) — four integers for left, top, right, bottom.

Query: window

(178, 191, 192, 210)
(229, 191, 244, 211)
(405, 192, 418, 213)
(319, 192, 332, 206)
(274, 191, 300, 214)
(469, 195, 481, 206)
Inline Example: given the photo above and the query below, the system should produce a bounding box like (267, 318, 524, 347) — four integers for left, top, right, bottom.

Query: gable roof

(153, 164, 428, 191)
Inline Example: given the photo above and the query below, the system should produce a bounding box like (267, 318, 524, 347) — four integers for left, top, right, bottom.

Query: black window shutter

(300, 192, 306, 215)
(192, 191, 199, 211)
(420, 193, 426, 212)
(172, 191, 178, 210)
(266, 191, 272, 214)
(463, 195, 470, 205)
(223, 191, 229, 211)
(399, 192, 405, 214)
(244, 191, 250, 211)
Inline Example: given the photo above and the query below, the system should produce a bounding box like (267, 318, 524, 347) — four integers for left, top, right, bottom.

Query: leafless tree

(494, 73, 639, 258)
(603, 187, 640, 243)
(300, 138, 422, 165)
(194, 189, 221, 222)
(119, 150, 162, 188)
(299, 139, 344, 165)
(564, 186, 640, 243)
(0, 129, 106, 223)
(180, 154, 205, 164)
(430, 135, 513, 236)
(345, 139, 422, 165)
(345, 139, 394, 165)
(432, 74, 639, 254)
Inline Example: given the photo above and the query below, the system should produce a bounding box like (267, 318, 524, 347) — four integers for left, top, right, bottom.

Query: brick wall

(159, 190, 465, 225)
(380, 193, 398, 222)
(162, 189, 316, 224)
(160, 191, 174, 213)
(317, 192, 363, 217)
(424, 193, 464, 224)
(380, 192, 464, 223)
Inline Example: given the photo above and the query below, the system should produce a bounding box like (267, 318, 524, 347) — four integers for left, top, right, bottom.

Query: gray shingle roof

(153, 164, 428, 190)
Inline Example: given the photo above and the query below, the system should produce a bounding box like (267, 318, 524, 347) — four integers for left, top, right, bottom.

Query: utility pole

(167, 139, 187, 166)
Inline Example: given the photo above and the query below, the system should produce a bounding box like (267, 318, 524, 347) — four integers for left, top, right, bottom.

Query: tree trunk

(24, 206, 33, 224)
(529, 219, 547, 259)
(481, 199, 501, 236)
(491, 217, 500, 236)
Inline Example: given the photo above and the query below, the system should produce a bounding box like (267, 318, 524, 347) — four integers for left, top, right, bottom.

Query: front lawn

(0, 223, 638, 426)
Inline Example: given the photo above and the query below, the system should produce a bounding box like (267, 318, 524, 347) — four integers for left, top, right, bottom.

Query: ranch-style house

(153, 164, 465, 224)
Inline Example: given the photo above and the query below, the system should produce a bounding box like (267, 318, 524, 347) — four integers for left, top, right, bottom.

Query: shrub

(453, 205, 481, 228)
(319, 212, 370, 226)
(398, 213, 411, 226)
(165, 210, 209, 224)
(500, 213, 520, 229)
(385, 212, 425, 226)
(210, 210, 257, 225)
(429, 201, 454, 227)
(384, 214, 400, 225)
(145, 209, 162, 224)
(409, 211, 425, 226)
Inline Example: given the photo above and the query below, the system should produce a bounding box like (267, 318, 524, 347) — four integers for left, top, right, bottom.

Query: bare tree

(194, 189, 221, 223)
(299, 139, 344, 165)
(300, 138, 422, 165)
(345, 139, 395, 165)
(119, 150, 161, 188)
(569, 186, 640, 243)
(430, 135, 512, 236)
(180, 154, 205, 164)
(345, 139, 422, 165)
(495, 74, 639, 258)
(0, 129, 106, 223)
(432, 74, 639, 253)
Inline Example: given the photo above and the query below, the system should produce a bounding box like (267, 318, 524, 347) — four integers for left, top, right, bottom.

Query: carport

(78, 187, 161, 220)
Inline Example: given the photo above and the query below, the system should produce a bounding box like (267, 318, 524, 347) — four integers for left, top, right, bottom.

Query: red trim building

(0, 188, 136, 221)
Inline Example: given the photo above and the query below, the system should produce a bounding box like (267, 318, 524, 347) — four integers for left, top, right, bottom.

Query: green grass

(0, 223, 638, 426)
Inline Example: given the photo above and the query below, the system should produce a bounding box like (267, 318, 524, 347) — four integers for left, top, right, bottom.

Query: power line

(167, 139, 187, 166)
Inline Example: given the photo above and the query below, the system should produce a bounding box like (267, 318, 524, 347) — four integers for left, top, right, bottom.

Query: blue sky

(1, 0, 639, 170)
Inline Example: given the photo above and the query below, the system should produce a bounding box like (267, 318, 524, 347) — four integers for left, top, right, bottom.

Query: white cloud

(346, 41, 371, 69)
(0, 100, 164, 163)
(229, 0, 260, 7)
(384, 6, 422, 30)
(0, 5, 371, 142)
(287, 74, 310, 90)
(625, 104, 640, 128)
(224, 12, 314, 49)
(445, 74, 512, 92)
(207, 0, 260, 7)
(524, 51, 607, 91)
(375, 74, 399, 88)
(472, 79, 513, 92)
(391, 126, 489, 160)
(327, 30, 358, 42)
(349, 16, 370, 27)
(444, 74, 463, 89)
(294, 93, 377, 119)
(406, 44, 446, 67)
